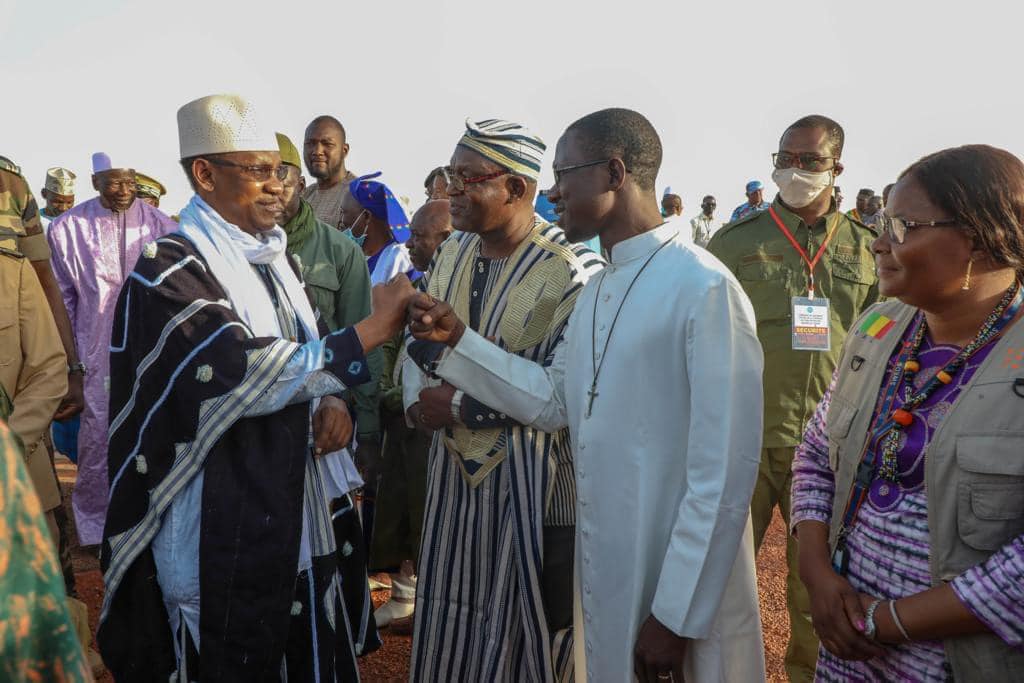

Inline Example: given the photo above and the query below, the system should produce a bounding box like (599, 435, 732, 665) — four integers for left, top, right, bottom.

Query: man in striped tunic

(402, 119, 602, 682)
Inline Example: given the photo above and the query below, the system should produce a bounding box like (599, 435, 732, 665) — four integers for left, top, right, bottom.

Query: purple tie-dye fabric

(791, 323, 1024, 681)
(47, 197, 177, 545)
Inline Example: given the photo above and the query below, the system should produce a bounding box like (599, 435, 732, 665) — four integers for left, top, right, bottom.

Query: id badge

(792, 296, 831, 351)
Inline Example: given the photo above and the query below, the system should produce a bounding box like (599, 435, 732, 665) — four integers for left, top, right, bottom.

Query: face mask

(342, 210, 369, 246)
(343, 229, 367, 246)
(772, 168, 833, 209)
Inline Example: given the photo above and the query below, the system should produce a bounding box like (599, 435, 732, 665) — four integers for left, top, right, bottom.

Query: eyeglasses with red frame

(442, 166, 511, 192)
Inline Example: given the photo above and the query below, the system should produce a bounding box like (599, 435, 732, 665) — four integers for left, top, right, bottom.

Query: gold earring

(961, 259, 973, 291)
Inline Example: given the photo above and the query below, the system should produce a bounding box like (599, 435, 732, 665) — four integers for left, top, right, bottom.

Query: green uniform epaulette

(0, 245, 26, 259)
(847, 215, 880, 236)
(711, 209, 765, 239)
(0, 156, 22, 175)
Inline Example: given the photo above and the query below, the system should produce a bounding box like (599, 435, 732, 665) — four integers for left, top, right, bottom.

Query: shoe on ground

(374, 595, 415, 628)
(390, 612, 415, 636)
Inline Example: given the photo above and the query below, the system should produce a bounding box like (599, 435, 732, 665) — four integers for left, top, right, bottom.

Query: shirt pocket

(955, 433, 1024, 551)
(828, 253, 876, 325)
(826, 394, 859, 471)
(831, 256, 875, 286)
(736, 255, 791, 324)
(0, 305, 18, 367)
(303, 264, 341, 325)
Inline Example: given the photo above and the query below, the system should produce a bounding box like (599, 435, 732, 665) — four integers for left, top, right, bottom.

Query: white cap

(176, 94, 278, 159)
(92, 152, 112, 173)
(45, 167, 76, 195)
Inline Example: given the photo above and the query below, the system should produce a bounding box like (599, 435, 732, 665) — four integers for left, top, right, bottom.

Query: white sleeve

(244, 335, 353, 417)
(434, 325, 569, 433)
(650, 275, 764, 638)
(402, 354, 428, 426)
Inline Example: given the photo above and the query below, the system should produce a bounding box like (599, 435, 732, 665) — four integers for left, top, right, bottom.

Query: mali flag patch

(858, 311, 896, 340)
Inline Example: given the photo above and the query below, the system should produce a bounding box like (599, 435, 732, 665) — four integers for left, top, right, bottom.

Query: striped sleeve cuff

(951, 536, 1024, 647)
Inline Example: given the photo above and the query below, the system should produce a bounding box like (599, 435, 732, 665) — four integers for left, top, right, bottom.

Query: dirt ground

(59, 457, 791, 682)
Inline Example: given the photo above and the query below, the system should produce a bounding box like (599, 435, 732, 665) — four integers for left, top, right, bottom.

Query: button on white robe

(436, 222, 766, 682)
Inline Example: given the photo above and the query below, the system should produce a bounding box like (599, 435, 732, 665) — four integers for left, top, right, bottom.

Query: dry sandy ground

(60, 458, 791, 682)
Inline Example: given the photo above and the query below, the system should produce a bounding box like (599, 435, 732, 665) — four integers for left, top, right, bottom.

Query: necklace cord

(589, 231, 680, 410)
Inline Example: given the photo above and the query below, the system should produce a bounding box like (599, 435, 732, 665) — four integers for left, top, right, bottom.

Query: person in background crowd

(370, 199, 453, 634)
(661, 187, 683, 217)
(834, 185, 844, 211)
(46, 152, 178, 548)
(135, 172, 167, 208)
(882, 182, 896, 206)
(709, 114, 880, 682)
(339, 172, 418, 285)
(39, 167, 76, 231)
(731, 179, 771, 222)
(39, 167, 82, 464)
(98, 93, 413, 681)
(793, 143, 1024, 682)
(402, 118, 601, 681)
(303, 114, 357, 228)
(690, 194, 719, 247)
(424, 166, 449, 200)
(860, 194, 884, 228)
(848, 187, 874, 222)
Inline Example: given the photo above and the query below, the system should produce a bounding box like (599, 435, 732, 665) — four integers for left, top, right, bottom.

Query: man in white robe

(409, 108, 766, 682)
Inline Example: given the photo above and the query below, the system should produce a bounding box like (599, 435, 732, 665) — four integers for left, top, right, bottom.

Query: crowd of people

(1, 94, 1023, 683)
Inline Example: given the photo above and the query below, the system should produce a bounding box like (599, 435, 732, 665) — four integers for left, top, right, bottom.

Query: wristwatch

(450, 390, 464, 424)
(68, 362, 88, 376)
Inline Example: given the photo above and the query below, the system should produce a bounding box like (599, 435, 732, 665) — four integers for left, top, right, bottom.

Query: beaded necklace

(874, 281, 1023, 490)
(833, 280, 1023, 575)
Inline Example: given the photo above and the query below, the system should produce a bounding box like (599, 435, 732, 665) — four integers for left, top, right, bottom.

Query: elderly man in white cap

(46, 153, 178, 549)
(97, 94, 414, 682)
(39, 166, 76, 231)
(397, 118, 601, 682)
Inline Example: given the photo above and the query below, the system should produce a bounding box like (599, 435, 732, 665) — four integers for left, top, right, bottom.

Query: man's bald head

(306, 115, 346, 142)
(304, 115, 349, 182)
(407, 199, 453, 271)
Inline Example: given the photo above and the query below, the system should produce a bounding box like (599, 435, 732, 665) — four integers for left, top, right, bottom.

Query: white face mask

(772, 167, 833, 209)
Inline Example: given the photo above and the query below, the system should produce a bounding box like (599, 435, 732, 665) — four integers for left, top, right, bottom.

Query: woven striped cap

(458, 119, 546, 182)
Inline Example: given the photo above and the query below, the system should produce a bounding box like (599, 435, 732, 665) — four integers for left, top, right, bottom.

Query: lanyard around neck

(768, 206, 839, 298)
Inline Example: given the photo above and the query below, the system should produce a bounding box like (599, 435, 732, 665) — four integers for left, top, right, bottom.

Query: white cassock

(434, 222, 766, 682)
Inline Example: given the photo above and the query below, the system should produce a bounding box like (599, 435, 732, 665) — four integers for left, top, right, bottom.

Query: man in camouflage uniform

(707, 115, 880, 682)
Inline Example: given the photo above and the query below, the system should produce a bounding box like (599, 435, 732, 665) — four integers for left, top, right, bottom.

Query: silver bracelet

(889, 600, 912, 642)
(450, 390, 464, 424)
(864, 598, 883, 640)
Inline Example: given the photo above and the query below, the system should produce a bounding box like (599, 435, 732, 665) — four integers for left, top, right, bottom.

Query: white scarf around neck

(177, 194, 318, 341)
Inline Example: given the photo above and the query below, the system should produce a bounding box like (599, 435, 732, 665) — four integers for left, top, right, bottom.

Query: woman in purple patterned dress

(792, 145, 1024, 682)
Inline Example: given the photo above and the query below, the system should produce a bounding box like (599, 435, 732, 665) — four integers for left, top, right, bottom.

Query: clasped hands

(358, 277, 465, 349)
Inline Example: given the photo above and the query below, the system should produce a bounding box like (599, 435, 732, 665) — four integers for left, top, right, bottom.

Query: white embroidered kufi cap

(44, 167, 76, 195)
(176, 94, 278, 159)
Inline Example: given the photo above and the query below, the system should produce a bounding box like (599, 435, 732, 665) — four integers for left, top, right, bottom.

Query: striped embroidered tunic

(404, 222, 601, 682)
(792, 326, 1024, 681)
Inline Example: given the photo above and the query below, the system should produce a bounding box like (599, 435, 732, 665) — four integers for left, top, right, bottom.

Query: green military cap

(0, 155, 21, 175)
(276, 133, 302, 168)
(135, 172, 167, 200)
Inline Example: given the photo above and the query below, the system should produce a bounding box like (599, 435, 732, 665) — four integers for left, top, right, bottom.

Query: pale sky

(3, 0, 1021, 221)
